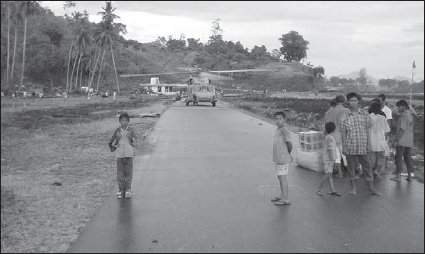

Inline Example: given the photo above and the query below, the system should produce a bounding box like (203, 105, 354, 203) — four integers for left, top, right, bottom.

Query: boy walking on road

(109, 112, 137, 199)
(271, 111, 293, 206)
(390, 100, 414, 182)
(340, 92, 382, 196)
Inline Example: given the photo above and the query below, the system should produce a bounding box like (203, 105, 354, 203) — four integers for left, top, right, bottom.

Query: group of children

(271, 92, 415, 205)
(109, 92, 414, 203)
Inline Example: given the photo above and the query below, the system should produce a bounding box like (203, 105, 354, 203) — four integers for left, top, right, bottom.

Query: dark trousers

(346, 154, 374, 182)
(395, 146, 413, 175)
(117, 157, 133, 192)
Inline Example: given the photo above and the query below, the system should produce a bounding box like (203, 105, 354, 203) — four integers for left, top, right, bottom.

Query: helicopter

(119, 67, 271, 107)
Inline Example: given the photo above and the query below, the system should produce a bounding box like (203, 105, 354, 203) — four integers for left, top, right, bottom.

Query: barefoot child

(271, 111, 293, 206)
(109, 112, 137, 199)
(317, 122, 341, 196)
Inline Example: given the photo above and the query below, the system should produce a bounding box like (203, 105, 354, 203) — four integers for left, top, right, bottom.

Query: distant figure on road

(368, 101, 390, 177)
(324, 95, 350, 178)
(271, 111, 293, 206)
(109, 112, 137, 199)
(340, 92, 382, 196)
(317, 122, 341, 197)
(390, 100, 414, 182)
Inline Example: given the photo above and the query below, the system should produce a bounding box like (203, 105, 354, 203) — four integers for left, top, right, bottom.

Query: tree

(270, 49, 282, 61)
(356, 67, 368, 86)
(378, 78, 397, 92)
(10, 1, 24, 82)
(329, 76, 340, 87)
(250, 45, 268, 61)
(19, 1, 38, 92)
(96, 1, 125, 93)
(278, 31, 309, 62)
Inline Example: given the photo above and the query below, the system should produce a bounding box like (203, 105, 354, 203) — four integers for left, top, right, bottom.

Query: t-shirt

(382, 105, 392, 120)
(273, 127, 292, 165)
(324, 105, 350, 144)
(369, 113, 390, 151)
(323, 134, 337, 163)
(111, 126, 136, 159)
(397, 110, 413, 147)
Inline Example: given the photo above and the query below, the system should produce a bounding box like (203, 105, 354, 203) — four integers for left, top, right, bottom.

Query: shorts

(275, 163, 289, 176)
(323, 160, 334, 174)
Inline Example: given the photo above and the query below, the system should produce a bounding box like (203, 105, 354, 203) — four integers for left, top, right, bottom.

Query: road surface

(68, 100, 424, 253)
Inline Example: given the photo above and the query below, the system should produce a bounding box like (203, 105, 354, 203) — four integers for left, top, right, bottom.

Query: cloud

(403, 22, 424, 34)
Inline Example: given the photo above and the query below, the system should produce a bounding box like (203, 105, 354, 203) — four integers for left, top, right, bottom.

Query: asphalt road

(68, 100, 424, 253)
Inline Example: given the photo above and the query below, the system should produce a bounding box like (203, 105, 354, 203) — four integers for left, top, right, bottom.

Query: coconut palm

(19, 1, 38, 92)
(73, 28, 92, 90)
(95, 1, 126, 93)
(6, 1, 11, 87)
(10, 2, 24, 81)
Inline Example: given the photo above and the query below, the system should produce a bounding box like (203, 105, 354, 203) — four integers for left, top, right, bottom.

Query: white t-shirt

(382, 105, 392, 120)
(369, 113, 390, 151)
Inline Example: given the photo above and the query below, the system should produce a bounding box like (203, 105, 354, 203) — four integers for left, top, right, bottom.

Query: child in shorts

(271, 111, 293, 205)
(317, 122, 341, 196)
(109, 112, 137, 199)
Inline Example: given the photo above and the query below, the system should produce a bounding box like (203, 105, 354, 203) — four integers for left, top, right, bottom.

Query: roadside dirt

(1, 95, 174, 253)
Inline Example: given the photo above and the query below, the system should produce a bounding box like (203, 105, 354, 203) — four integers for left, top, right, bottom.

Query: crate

(298, 131, 324, 151)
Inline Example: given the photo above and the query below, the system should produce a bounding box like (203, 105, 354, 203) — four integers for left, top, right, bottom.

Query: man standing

(324, 95, 350, 177)
(340, 92, 382, 195)
(390, 100, 414, 182)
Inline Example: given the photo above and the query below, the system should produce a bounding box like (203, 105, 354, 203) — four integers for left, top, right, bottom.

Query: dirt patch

(1, 95, 174, 253)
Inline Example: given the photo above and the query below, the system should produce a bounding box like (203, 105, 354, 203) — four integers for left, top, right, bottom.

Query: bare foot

(370, 189, 382, 196)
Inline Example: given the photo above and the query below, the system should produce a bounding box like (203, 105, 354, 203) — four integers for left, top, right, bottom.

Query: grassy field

(1, 95, 174, 253)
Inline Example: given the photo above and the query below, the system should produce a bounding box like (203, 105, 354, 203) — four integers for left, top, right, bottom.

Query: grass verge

(1, 95, 174, 253)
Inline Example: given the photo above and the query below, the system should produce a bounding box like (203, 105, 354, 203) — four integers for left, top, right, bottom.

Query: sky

(42, 1, 424, 81)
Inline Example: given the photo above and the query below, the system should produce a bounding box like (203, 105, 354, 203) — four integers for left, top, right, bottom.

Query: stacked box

(298, 131, 324, 152)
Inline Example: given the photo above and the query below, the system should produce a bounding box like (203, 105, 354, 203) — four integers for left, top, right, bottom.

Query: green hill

(117, 43, 316, 92)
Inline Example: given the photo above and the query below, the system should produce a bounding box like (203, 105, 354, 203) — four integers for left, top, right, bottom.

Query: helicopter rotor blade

(200, 72, 234, 81)
(207, 68, 271, 73)
(119, 72, 193, 78)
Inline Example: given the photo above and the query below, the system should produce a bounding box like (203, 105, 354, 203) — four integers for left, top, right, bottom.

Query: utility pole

(410, 60, 416, 104)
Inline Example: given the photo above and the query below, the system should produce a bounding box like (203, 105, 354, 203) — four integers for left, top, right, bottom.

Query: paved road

(68, 100, 424, 253)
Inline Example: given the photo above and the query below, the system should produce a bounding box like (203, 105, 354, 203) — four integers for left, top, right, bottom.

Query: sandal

(275, 200, 291, 206)
(328, 191, 341, 196)
(271, 197, 282, 202)
(316, 190, 325, 196)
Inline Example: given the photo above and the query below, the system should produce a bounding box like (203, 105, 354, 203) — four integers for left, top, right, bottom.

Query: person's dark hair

(275, 111, 286, 118)
(369, 102, 382, 115)
(325, 122, 336, 134)
(346, 92, 361, 101)
(396, 100, 409, 108)
(335, 95, 345, 104)
(330, 98, 337, 107)
(119, 112, 130, 121)
(377, 94, 386, 102)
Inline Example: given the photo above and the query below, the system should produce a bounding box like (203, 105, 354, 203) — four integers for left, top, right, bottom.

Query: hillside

(118, 43, 316, 92)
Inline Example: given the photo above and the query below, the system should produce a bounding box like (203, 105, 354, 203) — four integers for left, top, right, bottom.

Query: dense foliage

(1, 1, 321, 96)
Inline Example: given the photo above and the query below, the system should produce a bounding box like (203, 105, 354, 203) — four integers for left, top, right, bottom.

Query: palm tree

(96, 1, 126, 93)
(73, 29, 92, 90)
(19, 1, 38, 92)
(10, 2, 24, 81)
(6, 1, 11, 87)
